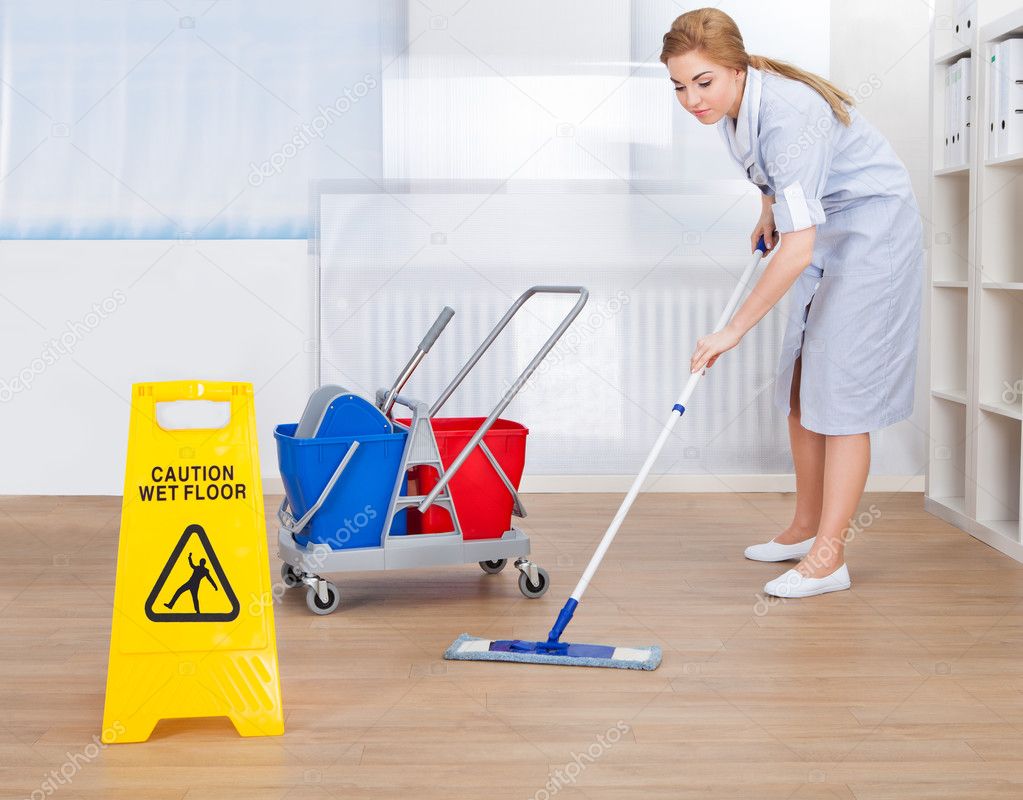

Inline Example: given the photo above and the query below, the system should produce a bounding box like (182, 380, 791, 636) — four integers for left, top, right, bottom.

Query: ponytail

(748, 54, 854, 126)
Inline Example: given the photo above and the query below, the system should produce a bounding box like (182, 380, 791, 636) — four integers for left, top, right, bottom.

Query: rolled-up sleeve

(760, 97, 837, 233)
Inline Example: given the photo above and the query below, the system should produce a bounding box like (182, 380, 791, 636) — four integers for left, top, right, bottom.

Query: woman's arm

(729, 226, 815, 337)
(753, 193, 778, 252)
(689, 226, 816, 373)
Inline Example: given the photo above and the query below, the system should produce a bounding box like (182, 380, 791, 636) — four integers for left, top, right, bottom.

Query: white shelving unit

(926, 1, 1023, 560)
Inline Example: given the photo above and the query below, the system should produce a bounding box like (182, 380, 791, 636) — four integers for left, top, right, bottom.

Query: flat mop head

(444, 633, 662, 670)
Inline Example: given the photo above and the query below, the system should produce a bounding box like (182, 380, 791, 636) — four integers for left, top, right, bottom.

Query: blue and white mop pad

(444, 633, 662, 670)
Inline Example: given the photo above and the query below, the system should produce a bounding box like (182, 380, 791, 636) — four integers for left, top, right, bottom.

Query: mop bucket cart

(276, 285, 589, 614)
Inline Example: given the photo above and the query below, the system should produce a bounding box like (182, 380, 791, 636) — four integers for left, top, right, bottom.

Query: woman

(661, 9, 924, 598)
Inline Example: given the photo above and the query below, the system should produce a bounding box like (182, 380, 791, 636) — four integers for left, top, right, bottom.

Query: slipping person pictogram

(145, 523, 240, 622)
(163, 553, 218, 614)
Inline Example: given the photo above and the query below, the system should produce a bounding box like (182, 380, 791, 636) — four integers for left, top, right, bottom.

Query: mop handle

(568, 237, 769, 604)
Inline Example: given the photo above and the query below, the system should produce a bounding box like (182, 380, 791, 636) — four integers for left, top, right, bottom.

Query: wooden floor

(3, 491, 1023, 799)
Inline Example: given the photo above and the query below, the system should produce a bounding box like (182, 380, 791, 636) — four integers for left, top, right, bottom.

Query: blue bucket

(274, 423, 408, 549)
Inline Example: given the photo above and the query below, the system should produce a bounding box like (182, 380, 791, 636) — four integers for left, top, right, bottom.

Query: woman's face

(665, 53, 744, 125)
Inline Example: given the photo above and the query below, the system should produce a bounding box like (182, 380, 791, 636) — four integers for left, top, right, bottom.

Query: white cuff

(773, 181, 825, 232)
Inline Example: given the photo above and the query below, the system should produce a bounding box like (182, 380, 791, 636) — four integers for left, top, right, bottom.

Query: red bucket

(398, 418, 527, 540)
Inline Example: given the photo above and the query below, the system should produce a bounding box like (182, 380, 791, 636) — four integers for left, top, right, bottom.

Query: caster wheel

(306, 583, 340, 615)
(518, 566, 550, 599)
(281, 563, 303, 589)
(479, 559, 507, 574)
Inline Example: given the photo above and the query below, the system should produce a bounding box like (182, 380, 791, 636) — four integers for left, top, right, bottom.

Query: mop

(444, 237, 771, 670)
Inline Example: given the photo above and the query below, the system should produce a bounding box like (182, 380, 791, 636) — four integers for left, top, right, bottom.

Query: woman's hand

(752, 207, 778, 253)
(690, 323, 743, 374)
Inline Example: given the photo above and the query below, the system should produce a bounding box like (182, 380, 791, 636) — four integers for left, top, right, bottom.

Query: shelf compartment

(928, 396, 969, 504)
(931, 285, 970, 395)
(932, 387, 968, 404)
(931, 172, 972, 281)
(978, 161, 1023, 283)
(931, 494, 968, 515)
(975, 411, 1021, 542)
(980, 6, 1023, 53)
(933, 0, 971, 66)
(978, 287, 1023, 414)
(980, 399, 1023, 420)
(984, 152, 1023, 168)
(935, 42, 972, 66)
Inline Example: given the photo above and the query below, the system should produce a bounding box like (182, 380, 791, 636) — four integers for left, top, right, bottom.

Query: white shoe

(763, 563, 851, 598)
(744, 536, 816, 562)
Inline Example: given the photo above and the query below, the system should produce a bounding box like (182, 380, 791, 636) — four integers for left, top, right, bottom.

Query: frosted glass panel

(383, 0, 829, 182)
(316, 180, 797, 475)
(314, 0, 830, 475)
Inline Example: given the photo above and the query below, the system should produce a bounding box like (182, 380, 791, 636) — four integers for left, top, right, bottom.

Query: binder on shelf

(953, 0, 976, 47)
(1003, 38, 1023, 158)
(955, 59, 961, 166)
(962, 55, 973, 165)
(996, 40, 1008, 158)
(949, 61, 958, 167)
(945, 62, 953, 167)
(953, 58, 961, 166)
(949, 57, 971, 168)
(988, 42, 1001, 160)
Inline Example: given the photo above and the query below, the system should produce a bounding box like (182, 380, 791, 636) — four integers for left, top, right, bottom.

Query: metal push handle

(380, 306, 456, 417)
(430, 286, 588, 416)
(419, 306, 455, 353)
(419, 286, 588, 511)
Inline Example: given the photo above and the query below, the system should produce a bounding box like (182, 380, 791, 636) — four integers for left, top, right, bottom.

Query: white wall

(0, 240, 312, 494)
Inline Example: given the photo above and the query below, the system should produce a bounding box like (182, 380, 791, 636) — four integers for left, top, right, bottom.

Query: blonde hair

(660, 8, 854, 126)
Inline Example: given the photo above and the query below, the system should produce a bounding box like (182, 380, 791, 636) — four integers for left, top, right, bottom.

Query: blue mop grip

(756, 234, 768, 253)
(507, 598, 578, 655)
(546, 598, 579, 644)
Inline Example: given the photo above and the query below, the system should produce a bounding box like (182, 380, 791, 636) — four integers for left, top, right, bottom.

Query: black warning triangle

(145, 523, 240, 623)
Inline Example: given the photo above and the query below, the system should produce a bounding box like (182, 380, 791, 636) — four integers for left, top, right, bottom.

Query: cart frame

(277, 286, 588, 614)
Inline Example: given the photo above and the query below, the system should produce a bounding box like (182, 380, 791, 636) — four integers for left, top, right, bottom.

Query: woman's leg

(774, 355, 827, 544)
(796, 431, 871, 577)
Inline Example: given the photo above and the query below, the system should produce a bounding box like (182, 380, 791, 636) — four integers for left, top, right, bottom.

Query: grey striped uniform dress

(718, 65, 924, 435)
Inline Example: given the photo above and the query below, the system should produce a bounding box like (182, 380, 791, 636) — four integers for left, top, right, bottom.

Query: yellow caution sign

(102, 380, 283, 743)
